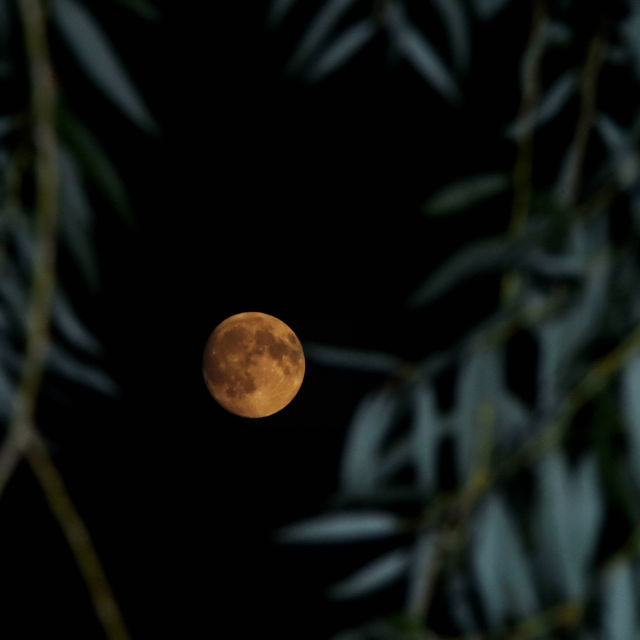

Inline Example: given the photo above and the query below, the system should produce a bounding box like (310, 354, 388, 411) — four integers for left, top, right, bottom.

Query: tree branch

(555, 33, 607, 208)
(501, 0, 547, 305)
(0, 2, 133, 639)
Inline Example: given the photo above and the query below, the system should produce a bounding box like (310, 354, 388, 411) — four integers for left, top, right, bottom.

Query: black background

(0, 2, 590, 638)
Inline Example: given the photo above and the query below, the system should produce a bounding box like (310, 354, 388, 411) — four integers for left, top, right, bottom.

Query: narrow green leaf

(506, 71, 577, 139)
(52, 0, 156, 131)
(432, 0, 470, 72)
(276, 511, 401, 544)
(446, 573, 479, 633)
(52, 290, 103, 356)
(307, 18, 378, 82)
(0, 361, 13, 421)
(534, 451, 580, 599)
(569, 455, 603, 580)
(545, 21, 572, 46)
(328, 548, 410, 600)
(472, 0, 512, 21)
(621, 3, 640, 81)
(58, 106, 134, 224)
(422, 173, 509, 216)
(596, 114, 639, 189)
(48, 343, 118, 395)
(522, 250, 584, 278)
(341, 390, 400, 496)
(378, 436, 411, 480)
(58, 146, 99, 288)
(411, 382, 441, 490)
(286, 0, 358, 73)
(536, 249, 610, 410)
(406, 222, 548, 308)
(0, 116, 13, 139)
(303, 342, 403, 374)
(473, 495, 538, 628)
(387, 3, 460, 103)
(267, 0, 298, 29)
(601, 562, 638, 640)
(621, 355, 640, 489)
(453, 348, 501, 482)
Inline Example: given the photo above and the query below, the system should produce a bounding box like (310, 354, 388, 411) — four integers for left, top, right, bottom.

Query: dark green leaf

(276, 511, 402, 544)
(472, 0, 512, 21)
(386, 3, 460, 103)
(411, 382, 441, 490)
(341, 390, 400, 496)
(453, 348, 501, 481)
(432, 0, 470, 72)
(406, 225, 546, 308)
(473, 495, 538, 628)
(506, 71, 576, 139)
(536, 249, 610, 410)
(328, 548, 410, 600)
(621, 4, 640, 81)
(621, 355, 640, 488)
(267, 0, 298, 28)
(522, 250, 584, 279)
(0, 363, 12, 421)
(446, 573, 479, 634)
(58, 146, 99, 288)
(497, 390, 530, 447)
(307, 18, 378, 82)
(52, 290, 103, 356)
(545, 21, 572, 46)
(569, 455, 603, 581)
(52, 0, 156, 131)
(596, 114, 639, 189)
(534, 451, 580, 599)
(59, 107, 134, 224)
(422, 173, 509, 216)
(303, 342, 403, 374)
(601, 561, 638, 640)
(286, 0, 358, 73)
(378, 437, 411, 480)
(48, 343, 118, 395)
(0, 117, 13, 139)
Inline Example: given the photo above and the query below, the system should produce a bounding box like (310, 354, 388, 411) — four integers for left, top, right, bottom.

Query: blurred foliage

(274, 0, 640, 638)
(0, 0, 154, 417)
(4, 0, 640, 638)
(0, 1, 154, 637)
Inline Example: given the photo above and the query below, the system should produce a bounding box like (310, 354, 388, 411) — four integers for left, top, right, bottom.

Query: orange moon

(202, 312, 305, 418)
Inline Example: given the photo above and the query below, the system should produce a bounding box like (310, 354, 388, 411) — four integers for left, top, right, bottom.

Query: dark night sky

(0, 2, 584, 638)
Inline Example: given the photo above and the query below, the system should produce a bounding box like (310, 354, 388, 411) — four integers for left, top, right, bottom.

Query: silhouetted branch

(501, 0, 547, 305)
(26, 432, 131, 640)
(0, 2, 132, 639)
(556, 33, 607, 208)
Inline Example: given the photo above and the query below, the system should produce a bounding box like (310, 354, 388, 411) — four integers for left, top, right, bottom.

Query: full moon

(202, 312, 305, 418)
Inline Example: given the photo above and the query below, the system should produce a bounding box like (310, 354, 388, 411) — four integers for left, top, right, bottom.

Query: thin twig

(555, 33, 607, 208)
(26, 433, 131, 640)
(6, 0, 60, 469)
(497, 305, 640, 480)
(501, 0, 547, 305)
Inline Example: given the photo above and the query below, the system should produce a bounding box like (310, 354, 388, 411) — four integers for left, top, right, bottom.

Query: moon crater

(202, 312, 305, 418)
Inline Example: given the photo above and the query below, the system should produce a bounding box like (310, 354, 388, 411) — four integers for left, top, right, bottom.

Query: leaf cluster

(274, 1, 640, 638)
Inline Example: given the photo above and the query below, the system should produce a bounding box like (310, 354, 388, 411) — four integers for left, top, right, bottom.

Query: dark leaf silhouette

(53, 0, 156, 131)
